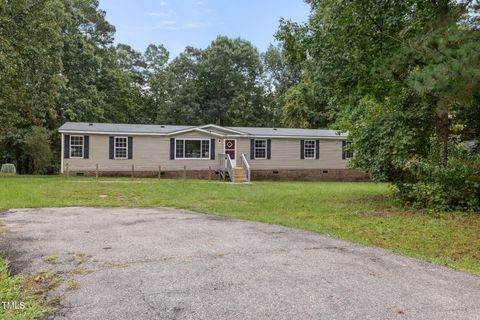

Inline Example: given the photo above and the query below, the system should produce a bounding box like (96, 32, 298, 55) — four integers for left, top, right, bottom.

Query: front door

(224, 139, 236, 165)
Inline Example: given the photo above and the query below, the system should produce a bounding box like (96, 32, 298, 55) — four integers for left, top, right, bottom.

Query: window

(254, 139, 267, 159)
(345, 141, 353, 159)
(114, 137, 128, 159)
(201, 140, 210, 158)
(175, 140, 184, 159)
(70, 136, 84, 158)
(175, 139, 210, 159)
(304, 140, 316, 159)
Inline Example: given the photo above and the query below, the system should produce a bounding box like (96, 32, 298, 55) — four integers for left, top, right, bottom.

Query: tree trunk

(435, 98, 449, 165)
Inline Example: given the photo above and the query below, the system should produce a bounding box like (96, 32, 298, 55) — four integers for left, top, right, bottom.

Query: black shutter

(342, 141, 346, 160)
(267, 139, 271, 159)
(315, 140, 320, 159)
(84, 136, 89, 159)
(109, 136, 114, 159)
(128, 137, 133, 159)
(210, 139, 215, 160)
(170, 138, 175, 160)
(300, 140, 305, 159)
(250, 139, 254, 159)
(64, 135, 70, 159)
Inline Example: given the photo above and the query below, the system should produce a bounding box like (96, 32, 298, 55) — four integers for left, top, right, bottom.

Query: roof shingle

(59, 122, 347, 138)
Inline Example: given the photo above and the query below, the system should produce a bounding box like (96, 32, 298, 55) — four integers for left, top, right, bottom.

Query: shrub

(0, 163, 16, 174)
(23, 127, 53, 174)
(395, 142, 480, 212)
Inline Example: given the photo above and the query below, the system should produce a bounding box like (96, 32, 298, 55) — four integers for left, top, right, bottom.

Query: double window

(304, 140, 316, 159)
(114, 137, 128, 159)
(175, 139, 210, 159)
(254, 139, 267, 159)
(70, 136, 84, 158)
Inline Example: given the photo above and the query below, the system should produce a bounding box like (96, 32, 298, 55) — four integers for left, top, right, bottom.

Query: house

(58, 122, 369, 182)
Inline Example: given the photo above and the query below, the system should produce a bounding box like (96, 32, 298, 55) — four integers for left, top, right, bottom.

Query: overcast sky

(99, 0, 310, 58)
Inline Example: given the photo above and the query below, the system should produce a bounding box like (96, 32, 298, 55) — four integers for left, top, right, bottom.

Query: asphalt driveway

(0, 207, 479, 320)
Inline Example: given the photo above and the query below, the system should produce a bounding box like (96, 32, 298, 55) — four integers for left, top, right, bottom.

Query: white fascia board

(58, 130, 347, 140)
(58, 128, 225, 138)
(216, 134, 348, 140)
(165, 124, 245, 136)
(165, 127, 199, 135)
(192, 128, 225, 137)
(198, 124, 247, 135)
(58, 130, 169, 136)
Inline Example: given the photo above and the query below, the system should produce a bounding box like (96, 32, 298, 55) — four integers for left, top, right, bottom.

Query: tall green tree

(282, 78, 331, 128)
(23, 126, 53, 174)
(99, 44, 146, 123)
(197, 36, 267, 126)
(155, 47, 202, 125)
(154, 37, 271, 126)
(0, 0, 148, 172)
(58, 0, 116, 123)
(262, 44, 302, 126)
(143, 44, 170, 123)
(0, 0, 67, 172)
(277, 0, 480, 179)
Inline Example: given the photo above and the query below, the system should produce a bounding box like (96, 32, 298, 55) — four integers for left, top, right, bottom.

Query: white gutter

(58, 129, 348, 140)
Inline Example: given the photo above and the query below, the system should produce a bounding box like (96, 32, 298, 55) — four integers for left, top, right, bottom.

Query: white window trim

(70, 135, 84, 159)
(254, 139, 267, 160)
(304, 140, 316, 159)
(345, 141, 353, 160)
(174, 138, 211, 160)
(114, 136, 128, 160)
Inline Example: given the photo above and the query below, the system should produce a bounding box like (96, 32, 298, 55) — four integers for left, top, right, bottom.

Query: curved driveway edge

(1, 207, 479, 320)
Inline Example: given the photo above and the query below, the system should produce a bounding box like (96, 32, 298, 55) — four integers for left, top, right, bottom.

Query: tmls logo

(2, 301, 26, 310)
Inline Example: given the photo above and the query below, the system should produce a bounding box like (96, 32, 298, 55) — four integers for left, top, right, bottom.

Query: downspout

(60, 133, 64, 174)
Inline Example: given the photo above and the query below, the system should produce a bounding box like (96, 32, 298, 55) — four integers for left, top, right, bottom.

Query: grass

(0, 258, 55, 320)
(0, 175, 479, 276)
(0, 251, 95, 319)
(42, 256, 61, 265)
(64, 279, 80, 292)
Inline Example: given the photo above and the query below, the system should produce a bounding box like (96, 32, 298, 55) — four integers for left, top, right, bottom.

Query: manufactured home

(58, 122, 368, 182)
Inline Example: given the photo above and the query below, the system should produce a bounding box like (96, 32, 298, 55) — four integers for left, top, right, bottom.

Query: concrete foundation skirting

(64, 168, 369, 181)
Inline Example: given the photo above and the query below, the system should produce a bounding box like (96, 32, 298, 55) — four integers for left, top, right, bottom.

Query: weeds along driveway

(1, 207, 479, 320)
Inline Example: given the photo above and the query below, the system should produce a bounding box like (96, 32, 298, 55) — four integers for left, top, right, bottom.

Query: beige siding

(64, 134, 347, 172)
(65, 133, 221, 172)
(235, 138, 348, 170)
(199, 128, 235, 135)
(172, 131, 217, 139)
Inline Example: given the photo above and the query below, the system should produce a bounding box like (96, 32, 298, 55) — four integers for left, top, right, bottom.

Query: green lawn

(0, 257, 56, 320)
(0, 176, 479, 275)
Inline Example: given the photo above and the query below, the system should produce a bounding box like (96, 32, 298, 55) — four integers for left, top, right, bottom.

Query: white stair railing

(219, 153, 235, 183)
(240, 153, 251, 182)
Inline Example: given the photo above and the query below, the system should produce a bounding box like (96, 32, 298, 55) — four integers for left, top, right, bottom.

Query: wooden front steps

(233, 167, 247, 183)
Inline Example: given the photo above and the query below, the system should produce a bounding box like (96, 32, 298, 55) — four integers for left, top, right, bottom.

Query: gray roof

(59, 122, 194, 134)
(59, 122, 347, 138)
(226, 126, 346, 138)
(460, 140, 479, 150)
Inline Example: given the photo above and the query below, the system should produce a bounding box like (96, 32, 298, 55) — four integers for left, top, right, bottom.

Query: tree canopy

(0, 1, 288, 173)
(276, 0, 480, 210)
(1, 0, 480, 211)
(277, 0, 480, 171)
